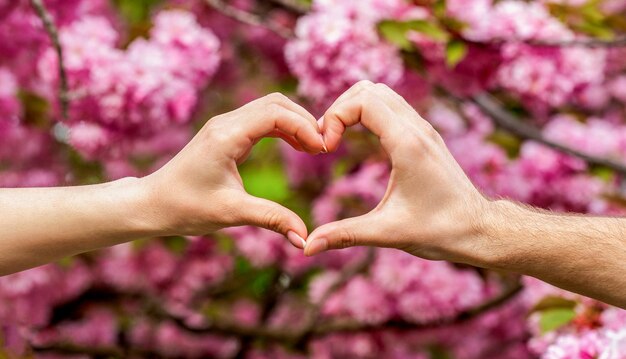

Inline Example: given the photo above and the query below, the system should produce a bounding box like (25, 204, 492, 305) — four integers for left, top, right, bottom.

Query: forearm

(475, 200, 626, 308)
(0, 177, 161, 275)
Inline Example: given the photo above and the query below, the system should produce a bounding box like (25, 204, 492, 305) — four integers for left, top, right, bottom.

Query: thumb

(304, 213, 381, 256)
(234, 194, 308, 249)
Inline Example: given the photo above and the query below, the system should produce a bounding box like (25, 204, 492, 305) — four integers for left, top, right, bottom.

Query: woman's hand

(304, 81, 491, 265)
(0, 93, 323, 275)
(144, 93, 325, 248)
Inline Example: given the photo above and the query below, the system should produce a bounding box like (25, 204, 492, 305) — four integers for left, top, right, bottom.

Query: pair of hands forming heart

(145, 81, 490, 266)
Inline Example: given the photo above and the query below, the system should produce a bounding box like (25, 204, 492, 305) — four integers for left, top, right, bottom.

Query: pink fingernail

(287, 231, 306, 249)
(305, 237, 328, 256)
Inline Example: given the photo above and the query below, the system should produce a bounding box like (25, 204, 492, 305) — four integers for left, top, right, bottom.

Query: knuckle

(266, 101, 286, 118)
(403, 134, 429, 154)
(208, 126, 235, 145)
(354, 80, 375, 92)
(337, 227, 357, 249)
(262, 210, 283, 233)
(264, 92, 289, 106)
(375, 82, 391, 92)
(206, 114, 226, 128)
(424, 122, 440, 140)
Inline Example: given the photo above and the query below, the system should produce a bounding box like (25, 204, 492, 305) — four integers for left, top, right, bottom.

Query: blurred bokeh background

(1, 0, 626, 358)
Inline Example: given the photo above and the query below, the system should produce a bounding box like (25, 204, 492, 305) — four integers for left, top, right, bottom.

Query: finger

(268, 130, 305, 152)
(304, 213, 383, 256)
(374, 83, 415, 114)
(321, 82, 406, 156)
(241, 93, 325, 153)
(276, 95, 320, 134)
(231, 192, 308, 249)
(372, 83, 437, 137)
(268, 96, 324, 153)
(320, 80, 373, 152)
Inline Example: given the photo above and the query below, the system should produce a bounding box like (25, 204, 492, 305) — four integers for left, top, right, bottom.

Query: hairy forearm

(476, 200, 626, 308)
(0, 177, 160, 275)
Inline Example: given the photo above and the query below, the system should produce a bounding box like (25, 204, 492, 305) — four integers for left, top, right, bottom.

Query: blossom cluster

(284, 0, 408, 106)
(522, 277, 626, 359)
(0, 67, 62, 187)
(0, 0, 626, 358)
(37, 9, 220, 159)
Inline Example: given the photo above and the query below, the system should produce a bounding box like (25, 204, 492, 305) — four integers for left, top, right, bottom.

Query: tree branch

(311, 277, 524, 335)
(459, 34, 626, 48)
(315, 248, 376, 310)
(266, 0, 308, 15)
(292, 248, 377, 347)
(468, 92, 626, 176)
(33, 276, 523, 357)
(32, 341, 168, 358)
(526, 35, 626, 48)
(30, 0, 69, 121)
(233, 270, 291, 358)
(204, 0, 294, 39)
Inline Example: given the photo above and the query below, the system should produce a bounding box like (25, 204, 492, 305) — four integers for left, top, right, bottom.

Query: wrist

(470, 199, 529, 270)
(109, 176, 169, 238)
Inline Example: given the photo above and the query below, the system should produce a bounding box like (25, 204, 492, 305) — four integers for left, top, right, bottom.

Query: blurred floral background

(1, 0, 626, 358)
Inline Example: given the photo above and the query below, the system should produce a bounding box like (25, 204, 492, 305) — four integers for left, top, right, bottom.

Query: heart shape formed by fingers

(299, 81, 486, 264)
(209, 81, 484, 265)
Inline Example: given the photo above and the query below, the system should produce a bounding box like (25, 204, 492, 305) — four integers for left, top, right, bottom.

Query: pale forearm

(0, 94, 321, 276)
(0, 177, 160, 275)
(478, 200, 626, 308)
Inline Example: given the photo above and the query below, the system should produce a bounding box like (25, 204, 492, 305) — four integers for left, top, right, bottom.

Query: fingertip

(304, 237, 328, 256)
(323, 128, 342, 152)
(299, 127, 328, 154)
(287, 230, 306, 250)
(320, 113, 346, 152)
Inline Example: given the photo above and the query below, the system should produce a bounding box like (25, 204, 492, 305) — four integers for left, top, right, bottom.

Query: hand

(304, 81, 491, 266)
(143, 93, 326, 248)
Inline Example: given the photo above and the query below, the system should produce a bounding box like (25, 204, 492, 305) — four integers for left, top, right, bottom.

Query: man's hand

(304, 81, 490, 265)
(144, 93, 326, 248)
(305, 81, 626, 309)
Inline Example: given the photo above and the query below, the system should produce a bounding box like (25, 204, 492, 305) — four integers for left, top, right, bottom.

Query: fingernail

(287, 231, 306, 249)
(305, 237, 328, 256)
(319, 134, 328, 153)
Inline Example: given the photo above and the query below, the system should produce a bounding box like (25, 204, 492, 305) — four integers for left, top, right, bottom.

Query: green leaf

(112, 0, 163, 24)
(428, 345, 452, 359)
(531, 296, 577, 313)
(433, 0, 447, 18)
(235, 256, 252, 274)
(378, 20, 449, 50)
(215, 232, 235, 253)
(18, 91, 50, 129)
(445, 40, 468, 68)
(487, 130, 521, 158)
(539, 308, 576, 334)
(162, 236, 188, 254)
(378, 20, 413, 50)
(251, 269, 277, 298)
(56, 256, 75, 268)
(591, 166, 615, 182)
